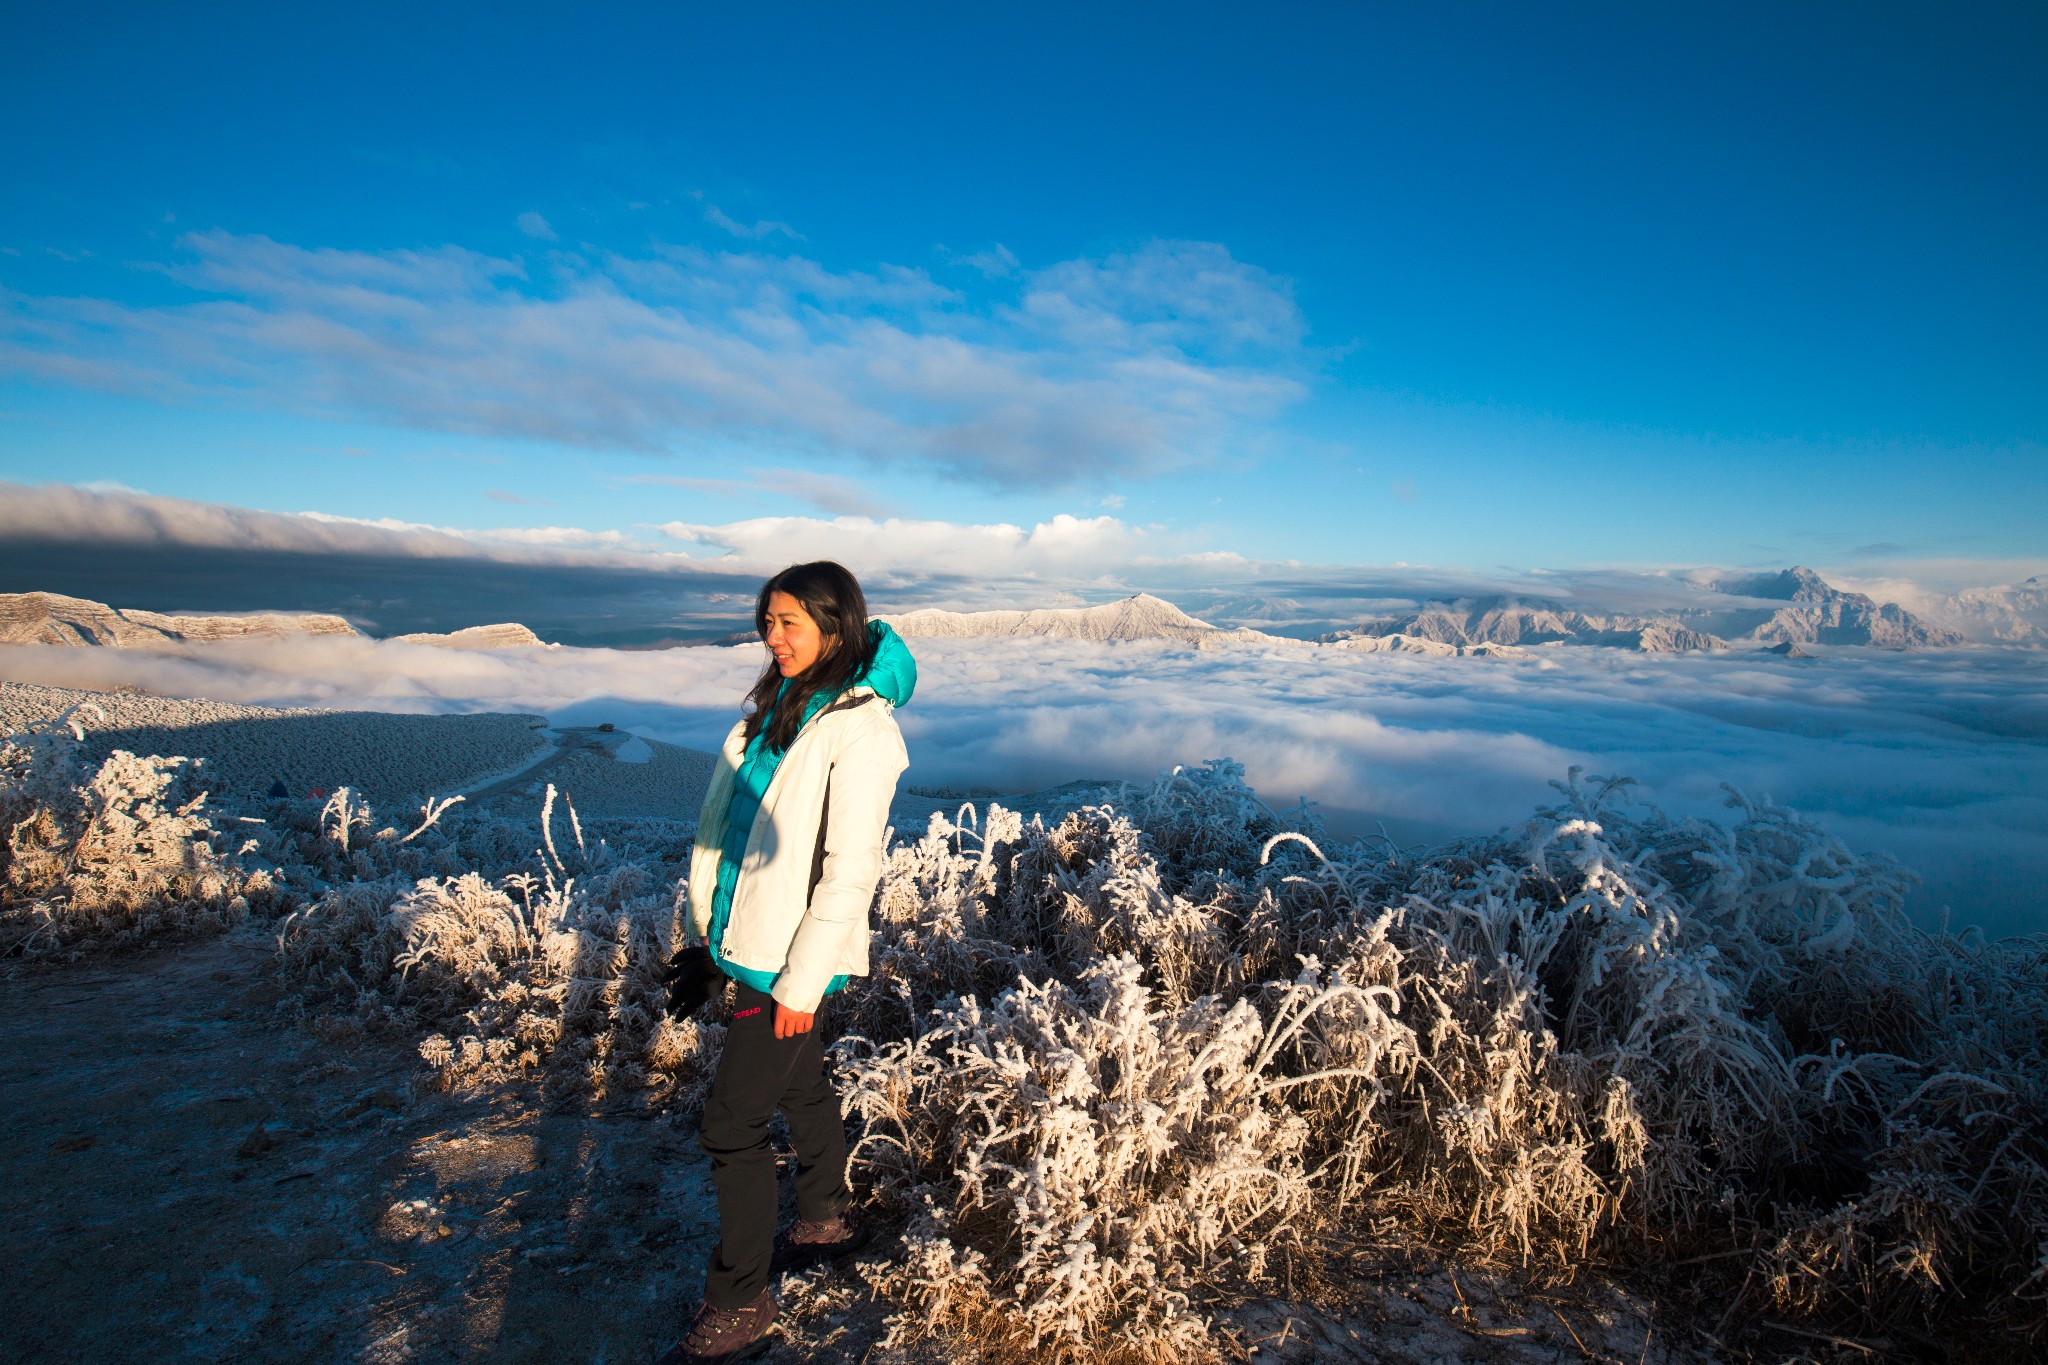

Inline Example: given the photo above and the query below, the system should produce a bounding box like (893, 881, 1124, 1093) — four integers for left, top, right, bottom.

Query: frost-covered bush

(1509, 774, 2048, 1339)
(250, 786, 545, 890)
(841, 954, 1397, 1362)
(849, 765, 1295, 1041)
(831, 762, 2048, 1360)
(276, 788, 707, 1103)
(0, 698, 685, 983)
(0, 707, 274, 959)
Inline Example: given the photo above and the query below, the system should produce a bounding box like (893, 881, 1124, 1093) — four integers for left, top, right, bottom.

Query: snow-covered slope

(886, 593, 1277, 647)
(0, 591, 359, 646)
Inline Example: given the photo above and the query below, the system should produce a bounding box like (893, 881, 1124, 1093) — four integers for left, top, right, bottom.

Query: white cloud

(1827, 559, 2048, 608)
(469, 525, 642, 550)
(651, 512, 1151, 581)
(754, 469, 892, 519)
(1015, 241, 1307, 358)
(618, 468, 893, 519)
(944, 244, 1020, 278)
(702, 206, 804, 241)
(0, 480, 685, 569)
(0, 232, 1310, 487)
(0, 483, 1185, 591)
(0, 482, 461, 558)
(515, 211, 557, 241)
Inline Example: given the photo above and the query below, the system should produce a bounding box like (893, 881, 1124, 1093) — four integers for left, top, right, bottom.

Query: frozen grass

(4, 696, 2042, 1359)
(0, 704, 279, 958)
(835, 763, 2047, 1360)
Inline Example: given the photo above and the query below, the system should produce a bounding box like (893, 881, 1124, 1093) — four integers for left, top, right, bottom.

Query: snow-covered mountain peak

(1096, 593, 1217, 631)
(1715, 565, 1833, 602)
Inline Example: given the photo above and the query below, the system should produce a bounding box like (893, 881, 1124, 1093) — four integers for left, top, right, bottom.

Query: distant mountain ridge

(885, 593, 1270, 647)
(0, 572, 1981, 658)
(1321, 567, 1959, 653)
(1325, 600, 1727, 653)
(395, 623, 548, 649)
(0, 592, 547, 649)
(1932, 577, 2048, 645)
(0, 591, 359, 646)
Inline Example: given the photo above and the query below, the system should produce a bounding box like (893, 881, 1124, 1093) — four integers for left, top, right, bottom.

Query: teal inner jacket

(707, 621, 918, 1000)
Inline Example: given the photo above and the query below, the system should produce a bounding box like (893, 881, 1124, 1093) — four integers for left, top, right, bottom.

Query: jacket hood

(856, 620, 917, 708)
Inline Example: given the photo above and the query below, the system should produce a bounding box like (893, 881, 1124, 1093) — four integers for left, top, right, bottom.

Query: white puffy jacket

(685, 688, 909, 1013)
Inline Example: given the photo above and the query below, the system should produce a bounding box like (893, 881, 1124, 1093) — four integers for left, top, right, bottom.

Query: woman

(664, 560, 915, 1365)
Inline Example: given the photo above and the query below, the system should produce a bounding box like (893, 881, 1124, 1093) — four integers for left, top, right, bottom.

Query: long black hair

(742, 560, 877, 753)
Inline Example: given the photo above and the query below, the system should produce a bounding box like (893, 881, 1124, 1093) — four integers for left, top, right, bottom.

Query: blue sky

(2, 1, 2043, 581)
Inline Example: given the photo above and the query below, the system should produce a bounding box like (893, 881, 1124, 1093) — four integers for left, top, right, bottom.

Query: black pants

(698, 983, 850, 1308)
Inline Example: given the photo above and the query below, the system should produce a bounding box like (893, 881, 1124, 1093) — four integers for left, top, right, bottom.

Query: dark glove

(662, 944, 720, 1019)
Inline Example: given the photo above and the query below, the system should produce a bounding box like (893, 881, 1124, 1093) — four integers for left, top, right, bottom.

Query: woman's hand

(774, 1003, 815, 1039)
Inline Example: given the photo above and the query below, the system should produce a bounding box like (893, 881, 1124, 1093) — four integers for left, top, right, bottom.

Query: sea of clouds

(5, 633, 2043, 937)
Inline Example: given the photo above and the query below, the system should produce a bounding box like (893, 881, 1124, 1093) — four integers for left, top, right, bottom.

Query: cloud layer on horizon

(0, 479, 676, 566)
(3, 633, 2042, 937)
(4, 482, 2044, 641)
(1, 233, 1308, 487)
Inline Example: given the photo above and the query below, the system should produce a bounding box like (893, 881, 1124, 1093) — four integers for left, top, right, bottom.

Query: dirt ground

(1, 929, 1721, 1365)
(0, 927, 752, 1364)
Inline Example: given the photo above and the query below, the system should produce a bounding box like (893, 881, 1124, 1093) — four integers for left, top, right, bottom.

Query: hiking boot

(773, 1208, 872, 1272)
(659, 1290, 777, 1364)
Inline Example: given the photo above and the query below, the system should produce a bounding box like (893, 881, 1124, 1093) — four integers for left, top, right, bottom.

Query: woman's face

(762, 590, 834, 678)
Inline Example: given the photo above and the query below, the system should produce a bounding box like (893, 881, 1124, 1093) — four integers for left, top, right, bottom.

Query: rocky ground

(0, 926, 863, 1364)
